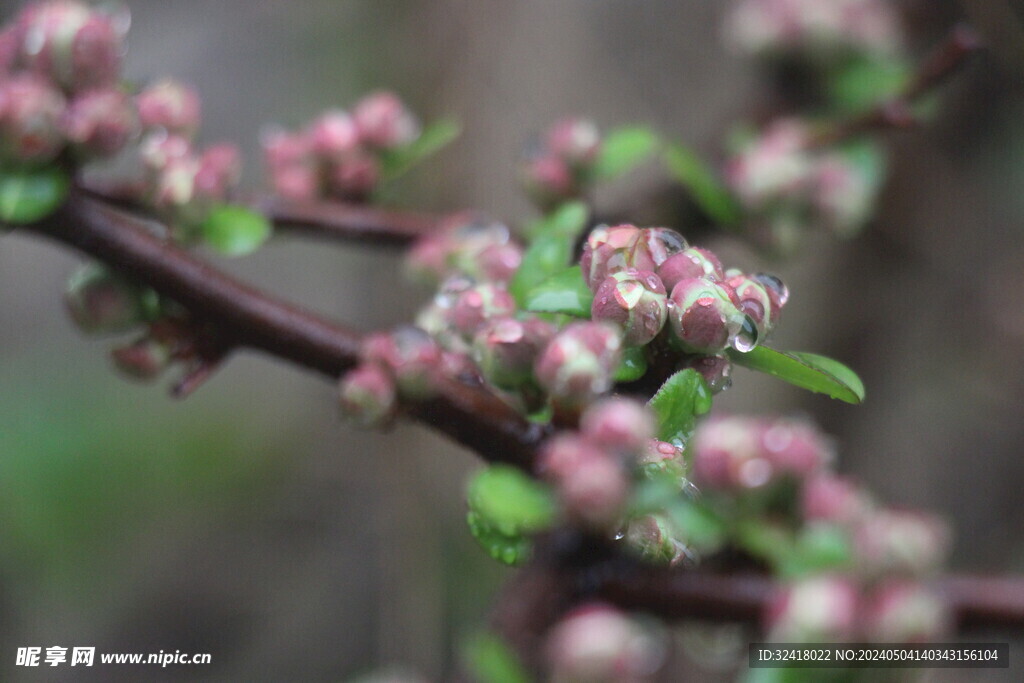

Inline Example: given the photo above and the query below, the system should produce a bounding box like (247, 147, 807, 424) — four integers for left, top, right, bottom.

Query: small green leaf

(647, 369, 713, 447)
(510, 203, 589, 306)
(791, 524, 852, 575)
(663, 143, 743, 227)
(0, 166, 70, 224)
(614, 346, 648, 382)
(727, 346, 865, 404)
(462, 633, 531, 683)
(592, 126, 659, 180)
(829, 57, 910, 113)
(467, 465, 556, 536)
(200, 204, 272, 256)
(378, 118, 461, 181)
(466, 511, 533, 566)
(668, 499, 727, 552)
(523, 265, 593, 317)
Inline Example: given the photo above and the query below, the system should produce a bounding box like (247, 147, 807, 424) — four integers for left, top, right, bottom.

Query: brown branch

(20, 190, 545, 469)
(812, 24, 982, 147)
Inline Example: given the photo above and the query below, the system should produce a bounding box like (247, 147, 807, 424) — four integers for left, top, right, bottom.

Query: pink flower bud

(580, 224, 642, 291)
(534, 322, 623, 406)
(327, 149, 380, 201)
(853, 509, 951, 578)
(403, 234, 450, 285)
(801, 474, 871, 524)
(0, 74, 65, 162)
(193, 143, 241, 202)
(751, 272, 789, 322)
(447, 282, 517, 339)
(726, 273, 776, 344)
(521, 153, 577, 208)
(20, 1, 123, 92)
(630, 227, 689, 273)
(308, 109, 359, 157)
(111, 337, 171, 381)
(691, 415, 767, 490)
(136, 79, 201, 137)
(361, 326, 442, 398)
(638, 439, 685, 470)
(580, 398, 656, 456)
(262, 127, 313, 170)
(472, 316, 554, 390)
(767, 575, 860, 642)
(472, 242, 523, 283)
(139, 132, 192, 170)
(861, 581, 951, 643)
(538, 433, 594, 481)
(591, 269, 668, 347)
(758, 417, 831, 478)
(150, 156, 199, 209)
(352, 91, 419, 148)
(559, 452, 630, 529)
(657, 246, 725, 291)
(338, 362, 397, 428)
(61, 87, 139, 157)
(269, 163, 319, 201)
(725, 119, 813, 209)
(546, 604, 663, 682)
(64, 264, 152, 334)
(668, 277, 744, 355)
(545, 117, 601, 167)
(679, 354, 733, 393)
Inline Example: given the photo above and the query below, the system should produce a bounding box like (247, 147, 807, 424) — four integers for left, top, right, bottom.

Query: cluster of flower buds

(545, 603, 665, 682)
(263, 91, 420, 202)
(0, 1, 137, 165)
(405, 212, 523, 286)
(338, 325, 443, 427)
(725, 119, 885, 243)
(537, 398, 653, 530)
(521, 117, 601, 209)
(582, 224, 788, 359)
(767, 575, 951, 643)
(724, 0, 903, 61)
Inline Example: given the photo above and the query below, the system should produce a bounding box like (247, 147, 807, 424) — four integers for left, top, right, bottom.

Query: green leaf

(378, 118, 461, 181)
(667, 499, 727, 552)
(467, 465, 556, 536)
(647, 369, 713, 447)
(466, 511, 534, 566)
(727, 346, 865, 404)
(510, 202, 589, 306)
(663, 143, 743, 227)
(592, 126, 659, 180)
(523, 265, 593, 317)
(0, 166, 70, 224)
(200, 204, 272, 256)
(614, 345, 648, 382)
(791, 524, 852, 575)
(829, 57, 910, 113)
(462, 633, 531, 683)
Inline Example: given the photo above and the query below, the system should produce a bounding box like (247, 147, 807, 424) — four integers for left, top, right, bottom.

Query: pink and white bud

(308, 109, 359, 157)
(351, 91, 419, 148)
(657, 246, 725, 291)
(629, 227, 689, 273)
(580, 398, 656, 456)
(446, 282, 517, 339)
(580, 224, 643, 291)
(338, 362, 397, 428)
(861, 581, 951, 643)
(546, 603, 663, 682)
(668, 277, 744, 355)
(111, 337, 171, 381)
(472, 242, 523, 284)
(726, 273, 775, 343)
(801, 474, 871, 524)
(767, 575, 860, 642)
(691, 415, 768, 490)
(546, 117, 601, 167)
(361, 326, 443, 398)
(538, 433, 595, 481)
(638, 439, 685, 472)
(591, 269, 668, 347)
(812, 151, 880, 236)
(473, 316, 554, 390)
(854, 509, 951, 578)
(679, 354, 733, 394)
(150, 155, 199, 209)
(758, 417, 831, 478)
(725, 119, 813, 209)
(534, 322, 623, 406)
(193, 143, 241, 203)
(61, 87, 139, 157)
(0, 74, 66, 163)
(19, 0, 123, 92)
(521, 153, 578, 208)
(327, 149, 380, 201)
(139, 132, 192, 170)
(559, 451, 630, 529)
(136, 79, 201, 137)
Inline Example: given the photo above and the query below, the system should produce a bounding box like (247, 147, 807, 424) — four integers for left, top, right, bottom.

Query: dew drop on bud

(753, 273, 789, 307)
(730, 315, 759, 353)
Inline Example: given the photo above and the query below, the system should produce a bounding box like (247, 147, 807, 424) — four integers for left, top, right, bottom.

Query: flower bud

(193, 143, 241, 202)
(546, 604, 663, 682)
(521, 153, 577, 208)
(812, 151, 880, 236)
(861, 581, 950, 643)
(801, 474, 871, 524)
(546, 117, 601, 167)
(691, 415, 766, 490)
(150, 155, 199, 209)
(473, 316, 553, 390)
(61, 87, 138, 157)
(352, 91, 419, 148)
(668, 277, 744, 355)
(853, 509, 950, 578)
(629, 227, 689, 273)
(537, 433, 594, 481)
(679, 354, 733, 393)
(0, 74, 65, 163)
(327, 149, 380, 201)
(758, 417, 831, 478)
(139, 131, 192, 170)
(559, 452, 630, 529)
(580, 398, 656, 456)
(657, 246, 725, 291)
(638, 439, 685, 474)
(580, 224, 642, 290)
(625, 514, 689, 567)
(447, 282, 517, 339)
(471, 242, 523, 284)
(591, 269, 667, 347)
(136, 79, 201, 137)
(338, 362, 397, 428)
(308, 109, 359, 157)
(64, 264, 153, 334)
(361, 326, 442, 398)
(725, 119, 813, 209)
(20, 1, 123, 92)
(767, 575, 860, 642)
(111, 337, 171, 381)
(534, 322, 623, 406)
(725, 273, 775, 345)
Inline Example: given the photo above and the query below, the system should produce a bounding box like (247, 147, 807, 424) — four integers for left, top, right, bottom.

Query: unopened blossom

(767, 575, 860, 642)
(61, 87, 138, 157)
(534, 322, 623, 406)
(591, 269, 668, 346)
(580, 398, 656, 456)
(668, 277, 745, 355)
(546, 604, 664, 682)
(136, 79, 201, 137)
(0, 73, 65, 162)
(338, 363, 397, 428)
(473, 316, 553, 390)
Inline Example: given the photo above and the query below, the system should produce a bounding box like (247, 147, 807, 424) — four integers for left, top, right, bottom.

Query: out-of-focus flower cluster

(545, 603, 666, 682)
(724, 0, 903, 61)
(263, 91, 420, 202)
(725, 119, 885, 248)
(688, 414, 953, 644)
(521, 117, 601, 210)
(0, 0, 134, 166)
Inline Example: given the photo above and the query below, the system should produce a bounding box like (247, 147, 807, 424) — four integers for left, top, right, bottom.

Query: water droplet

(730, 315, 759, 352)
(753, 273, 789, 307)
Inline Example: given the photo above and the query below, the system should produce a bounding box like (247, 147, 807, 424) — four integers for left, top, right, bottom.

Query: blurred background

(1, 0, 1022, 680)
